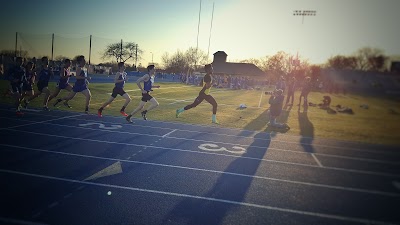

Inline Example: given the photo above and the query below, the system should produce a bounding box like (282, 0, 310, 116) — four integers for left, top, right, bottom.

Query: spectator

(299, 77, 312, 107)
(276, 76, 286, 92)
(267, 89, 286, 128)
(286, 76, 296, 105)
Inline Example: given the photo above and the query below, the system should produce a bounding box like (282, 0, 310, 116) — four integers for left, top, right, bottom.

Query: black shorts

(23, 83, 33, 92)
(11, 84, 22, 94)
(111, 87, 126, 98)
(37, 81, 48, 92)
(141, 92, 153, 102)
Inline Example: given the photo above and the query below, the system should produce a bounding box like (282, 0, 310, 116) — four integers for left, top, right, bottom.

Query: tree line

(1, 42, 393, 79)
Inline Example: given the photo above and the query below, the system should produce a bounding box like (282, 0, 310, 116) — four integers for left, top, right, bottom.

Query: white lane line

(312, 153, 323, 167)
(393, 181, 400, 190)
(3, 110, 394, 156)
(162, 129, 177, 138)
(32, 211, 42, 218)
(23, 108, 42, 112)
(2, 114, 81, 129)
(2, 115, 399, 165)
(47, 202, 59, 209)
(63, 193, 73, 199)
(0, 169, 395, 225)
(0, 108, 396, 155)
(0, 217, 49, 225)
(1, 144, 399, 197)
(2, 128, 399, 179)
(258, 87, 264, 108)
(14, 120, 399, 165)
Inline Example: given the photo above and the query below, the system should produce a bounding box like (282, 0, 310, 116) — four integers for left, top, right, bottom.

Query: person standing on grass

(286, 76, 296, 105)
(275, 76, 286, 93)
(126, 65, 160, 123)
(53, 55, 91, 114)
(48, 58, 73, 108)
(98, 62, 131, 117)
(299, 76, 312, 108)
(267, 89, 286, 128)
(176, 64, 219, 124)
(23, 57, 54, 111)
(9, 57, 26, 115)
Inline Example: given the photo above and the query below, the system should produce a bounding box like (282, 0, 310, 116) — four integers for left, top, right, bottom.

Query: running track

(0, 106, 399, 225)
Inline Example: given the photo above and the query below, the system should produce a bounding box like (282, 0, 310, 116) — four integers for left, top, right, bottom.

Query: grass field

(1, 80, 400, 146)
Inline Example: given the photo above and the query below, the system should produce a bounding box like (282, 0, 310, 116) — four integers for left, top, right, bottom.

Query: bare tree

(326, 55, 357, 70)
(161, 47, 208, 76)
(102, 41, 143, 64)
(353, 47, 385, 71)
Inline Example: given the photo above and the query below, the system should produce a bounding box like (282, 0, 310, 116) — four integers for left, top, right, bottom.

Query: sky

(0, 0, 399, 66)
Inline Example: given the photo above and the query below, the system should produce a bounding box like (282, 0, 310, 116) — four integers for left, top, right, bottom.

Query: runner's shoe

(141, 110, 147, 120)
(120, 111, 128, 117)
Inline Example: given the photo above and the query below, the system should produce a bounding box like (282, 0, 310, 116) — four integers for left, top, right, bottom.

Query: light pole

(292, 10, 317, 70)
(293, 10, 316, 24)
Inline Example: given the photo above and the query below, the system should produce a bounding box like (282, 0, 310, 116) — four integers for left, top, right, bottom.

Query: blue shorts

(57, 82, 70, 89)
(73, 85, 88, 92)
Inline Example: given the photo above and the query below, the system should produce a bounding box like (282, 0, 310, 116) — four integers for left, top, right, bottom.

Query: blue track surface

(0, 106, 399, 225)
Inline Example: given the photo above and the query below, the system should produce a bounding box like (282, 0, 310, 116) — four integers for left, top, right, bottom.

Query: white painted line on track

(48, 202, 59, 209)
(0, 217, 49, 225)
(23, 108, 42, 112)
(1, 144, 399, 197)
(312, 153, 323, 167)
(393, 181, 400, 190)
(11, 119, 399, 165)
(2, 127, 399, 178)
(0, 110, 399, 157)
(162, 129, 177, 138)
(0, 169, 396, 225)
(2, 114, 81, 129)
(0, 107, 397, 154)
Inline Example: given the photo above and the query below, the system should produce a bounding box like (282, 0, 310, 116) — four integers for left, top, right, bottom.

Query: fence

(14, 32, 125, 65)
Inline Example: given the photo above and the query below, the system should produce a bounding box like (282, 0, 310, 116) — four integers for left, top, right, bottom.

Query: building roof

(213, 51, 228, 56)
(212, 62, 265, 77)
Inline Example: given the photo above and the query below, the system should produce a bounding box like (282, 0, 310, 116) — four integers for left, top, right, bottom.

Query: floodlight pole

(292, 10, 317, 70)
(293, 10, 317, 24)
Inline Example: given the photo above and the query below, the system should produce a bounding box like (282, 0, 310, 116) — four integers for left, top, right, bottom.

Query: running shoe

(141, 110, 147, 120)
(120, 111, 128, 117)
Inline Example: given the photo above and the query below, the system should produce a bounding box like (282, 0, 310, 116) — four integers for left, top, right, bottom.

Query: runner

(23, 57, 53, 111)
(49, 58, 73, 108)
(98, 62, 131, 117)
(53, 55, 91, 113)
(176, 64, 219, 124)
(126, 65, 160, 123)
(21, 61, 36, 106)
(9, 57, 26, 115)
